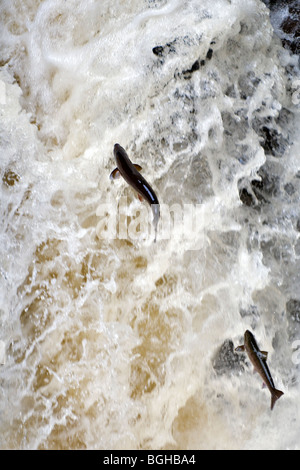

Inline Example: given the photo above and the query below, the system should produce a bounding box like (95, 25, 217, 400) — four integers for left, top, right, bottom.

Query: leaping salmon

(235, 330, 284, 410)
(110, 143, 160, 242)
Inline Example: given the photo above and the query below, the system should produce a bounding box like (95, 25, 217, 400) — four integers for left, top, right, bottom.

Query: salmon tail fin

(271, 389, 284, 410)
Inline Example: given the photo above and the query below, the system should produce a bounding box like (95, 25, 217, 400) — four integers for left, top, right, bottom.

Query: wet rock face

(262, 0, 300, 55)
(286, 299, 300, 341)
(286, 299, 300, 323)
(213, 339, 246, 376)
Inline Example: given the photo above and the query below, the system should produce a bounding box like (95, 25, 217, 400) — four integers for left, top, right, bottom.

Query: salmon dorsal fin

(134, 164, 143, 172)
(258, 351, 268, 361)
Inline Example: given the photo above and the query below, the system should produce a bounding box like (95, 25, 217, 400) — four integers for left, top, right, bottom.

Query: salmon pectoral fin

(270, 389, 284, 410)
(235, 345, 245, 352)
(137, 193, 144, 202)
(110, 168, 121, 180)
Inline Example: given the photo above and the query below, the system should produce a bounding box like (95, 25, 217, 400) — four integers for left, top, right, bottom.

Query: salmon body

(236, 330, 284, 410)
(110, 144, 160, 241)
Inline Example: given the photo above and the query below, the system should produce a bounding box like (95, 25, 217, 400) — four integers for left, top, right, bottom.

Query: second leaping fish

(236, 330, 284, 410)
(110, 143, 160, 242)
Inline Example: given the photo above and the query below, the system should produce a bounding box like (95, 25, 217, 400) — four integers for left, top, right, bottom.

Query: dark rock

(251, 164, 281, 202)
(152, 39, 177, 59)
(206, 48, 213, 60)
(213, 339, 246, 376)
(152, 46, 164, 57)
(259, 126, 288, 158)
(262, 0, 300, 55)
(239, 187, 256, 207)
(182, 60, 200, 79)
(286, 299, 300, 323)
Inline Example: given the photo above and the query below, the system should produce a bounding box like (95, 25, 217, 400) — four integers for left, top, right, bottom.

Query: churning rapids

(0, 0, 300, 450)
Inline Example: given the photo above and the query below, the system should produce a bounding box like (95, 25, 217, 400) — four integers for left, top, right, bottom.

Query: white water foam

(0, 0, 300, 449)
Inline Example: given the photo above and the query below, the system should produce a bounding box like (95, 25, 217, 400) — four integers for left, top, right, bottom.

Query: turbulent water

(0, 0, 300, 450)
